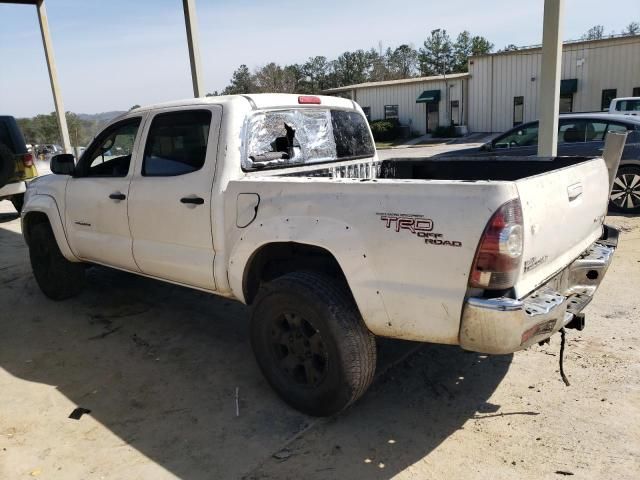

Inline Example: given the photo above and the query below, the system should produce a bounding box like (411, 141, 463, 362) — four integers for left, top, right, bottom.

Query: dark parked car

(0, 115, 38, 213)
(439, 113, 640, 213)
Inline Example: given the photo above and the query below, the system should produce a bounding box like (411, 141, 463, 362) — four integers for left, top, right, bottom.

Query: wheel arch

(22, 195, 79, 261)
(242, 242, 350, 305)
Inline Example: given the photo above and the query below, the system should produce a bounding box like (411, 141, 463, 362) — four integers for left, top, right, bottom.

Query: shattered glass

(244, 108, 374, 170)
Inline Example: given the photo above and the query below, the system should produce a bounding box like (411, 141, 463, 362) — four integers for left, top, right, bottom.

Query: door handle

(180, 196, 204, 205)
(109, 192, 126, 201)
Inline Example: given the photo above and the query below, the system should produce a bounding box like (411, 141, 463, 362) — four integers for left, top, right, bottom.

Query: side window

(76, 118, 141, 178)
(494, 123, 538, 149)
(142, 110, 212, 177)
(584, 121, 608, 142)
(558, 120, 587, 143)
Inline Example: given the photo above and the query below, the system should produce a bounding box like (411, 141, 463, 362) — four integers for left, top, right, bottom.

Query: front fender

(22, 194, 79, 262)
(227, 215, 392, 336)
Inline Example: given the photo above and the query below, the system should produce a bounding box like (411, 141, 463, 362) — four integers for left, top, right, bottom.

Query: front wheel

(610, 165, 640, 213)
(251, 271, 376, 416)
(28, 222, 86, 300)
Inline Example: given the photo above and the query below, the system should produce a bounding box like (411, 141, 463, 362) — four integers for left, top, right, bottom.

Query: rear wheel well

(22, 212, 51, 246)
(243, 242, 350, 304)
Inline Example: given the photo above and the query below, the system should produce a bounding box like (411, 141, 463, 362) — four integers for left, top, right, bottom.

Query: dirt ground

(0, 200, 638, 480)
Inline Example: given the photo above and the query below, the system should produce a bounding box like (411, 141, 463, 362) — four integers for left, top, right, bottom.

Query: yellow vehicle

(0, 115, 38, 213)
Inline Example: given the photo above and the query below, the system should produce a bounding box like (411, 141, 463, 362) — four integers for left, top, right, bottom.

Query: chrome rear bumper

(459, 225, 619, 354)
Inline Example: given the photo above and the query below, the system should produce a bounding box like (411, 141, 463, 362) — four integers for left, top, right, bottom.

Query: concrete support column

(182, 0, 204, 98)
(36, 0, 71, 153)
(537, 0, 565, 157)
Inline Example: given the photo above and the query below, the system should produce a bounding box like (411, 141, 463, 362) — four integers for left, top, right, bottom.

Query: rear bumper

(459, 225, 619, 354)
(0, 181, 26, 199)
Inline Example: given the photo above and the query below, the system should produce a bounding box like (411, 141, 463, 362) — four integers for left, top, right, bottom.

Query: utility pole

(182, 0, 204, 97)
(537, 0, 565, 157)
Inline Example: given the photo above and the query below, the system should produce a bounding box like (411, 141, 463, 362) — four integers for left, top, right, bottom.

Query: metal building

(324, 34, 640, 135)
(468, 34, 640, 132)
(323, 73, 470, 135)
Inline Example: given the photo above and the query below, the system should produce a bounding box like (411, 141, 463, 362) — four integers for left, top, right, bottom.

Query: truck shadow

(0, 222, 511, 480)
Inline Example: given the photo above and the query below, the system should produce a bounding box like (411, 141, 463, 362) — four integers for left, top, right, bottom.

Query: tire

(0, 142, 14, 190)
(28, 222, 85, 300)
(610, 165, 640, 214)
(11, 193, 24, 214)
(251, 271, 376, 416)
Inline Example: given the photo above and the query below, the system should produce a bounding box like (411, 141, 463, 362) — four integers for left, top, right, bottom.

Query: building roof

(470, 33, 640, 59)
(322, 72, 470, 94)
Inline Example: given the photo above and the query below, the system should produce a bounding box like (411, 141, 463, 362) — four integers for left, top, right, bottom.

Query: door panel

(65, 117, 143, 270)
(128, 106, 221, 291)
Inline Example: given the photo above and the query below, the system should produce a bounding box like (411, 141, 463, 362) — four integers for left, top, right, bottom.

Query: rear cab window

(242, 108, 374, 170)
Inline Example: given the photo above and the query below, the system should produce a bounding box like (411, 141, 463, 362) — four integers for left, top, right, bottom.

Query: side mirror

(50, 153, 76, 175)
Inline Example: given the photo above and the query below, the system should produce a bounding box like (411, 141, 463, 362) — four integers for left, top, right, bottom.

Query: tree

(222, 64, 255, 95)
(367, 47, 390, 82)
(452, 31, 472, 73)
(418, 29, 454, 76)
(622, 21, 639, 35)
(387, 44, 418, 78)
(331, 50, 372, 86)
(205, 91, 220, 97)
(471, 35, 493, 57)
(582, 25, 605, 40)
(302, 56, 330, 93)
(129, 104, 140, 110)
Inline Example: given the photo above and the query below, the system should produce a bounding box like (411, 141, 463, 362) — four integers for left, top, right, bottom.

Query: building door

(426, 102, 439, 133)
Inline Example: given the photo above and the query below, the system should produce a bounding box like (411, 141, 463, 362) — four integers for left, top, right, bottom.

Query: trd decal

(378, 213, 433, 234)
(377, 213, 462, 247)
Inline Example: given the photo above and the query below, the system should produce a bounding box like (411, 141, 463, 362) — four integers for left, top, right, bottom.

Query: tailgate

(514, 157, 609, 298)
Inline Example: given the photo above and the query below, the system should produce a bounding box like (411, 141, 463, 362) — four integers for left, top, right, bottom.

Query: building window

(633, 87, 640, 97)
(601, 89, 617, 111)
(513, 96, 524, 126)
(384, 105, 399, 120)
(450, 100, 460, 126)
(559, 93, 573, 113)
(362, 106, 371, 122)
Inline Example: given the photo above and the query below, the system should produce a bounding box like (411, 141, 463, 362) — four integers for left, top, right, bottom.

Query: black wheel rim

(611, 172, 640, 210)
(269, 312, 328, 388)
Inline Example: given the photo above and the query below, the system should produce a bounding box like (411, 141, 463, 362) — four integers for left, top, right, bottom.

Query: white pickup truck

(21, 94, 619, 416)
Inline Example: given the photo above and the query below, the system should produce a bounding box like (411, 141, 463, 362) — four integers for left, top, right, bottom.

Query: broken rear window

(243, 108, 374, 170)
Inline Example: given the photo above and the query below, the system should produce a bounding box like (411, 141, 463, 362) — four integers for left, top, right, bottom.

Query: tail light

(23, 153, 34, 167)
(469, 199, 524, 290)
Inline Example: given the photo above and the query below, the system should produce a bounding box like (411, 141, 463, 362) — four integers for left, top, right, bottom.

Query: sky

(1, 0, 639, 117)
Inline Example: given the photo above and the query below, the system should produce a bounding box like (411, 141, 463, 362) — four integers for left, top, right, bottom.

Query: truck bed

(377, 156, 594, 182)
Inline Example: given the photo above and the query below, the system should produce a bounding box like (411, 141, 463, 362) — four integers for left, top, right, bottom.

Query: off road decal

(377, 213, 462, 247)
(524, 255, 548, 273)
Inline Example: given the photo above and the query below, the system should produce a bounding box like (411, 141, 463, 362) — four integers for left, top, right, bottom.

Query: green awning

(416, 90, 441, 103)
(560, 79, 578, 95)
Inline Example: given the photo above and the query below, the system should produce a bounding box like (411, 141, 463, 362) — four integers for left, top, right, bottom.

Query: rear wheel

(11, 194, 24, 214)
(251, 271, 376, 416)
(610, 165, 640, 213)
(28, 222, 85, 300)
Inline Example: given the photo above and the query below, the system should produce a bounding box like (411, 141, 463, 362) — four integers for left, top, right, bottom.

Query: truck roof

(129, 93, 356, 115)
